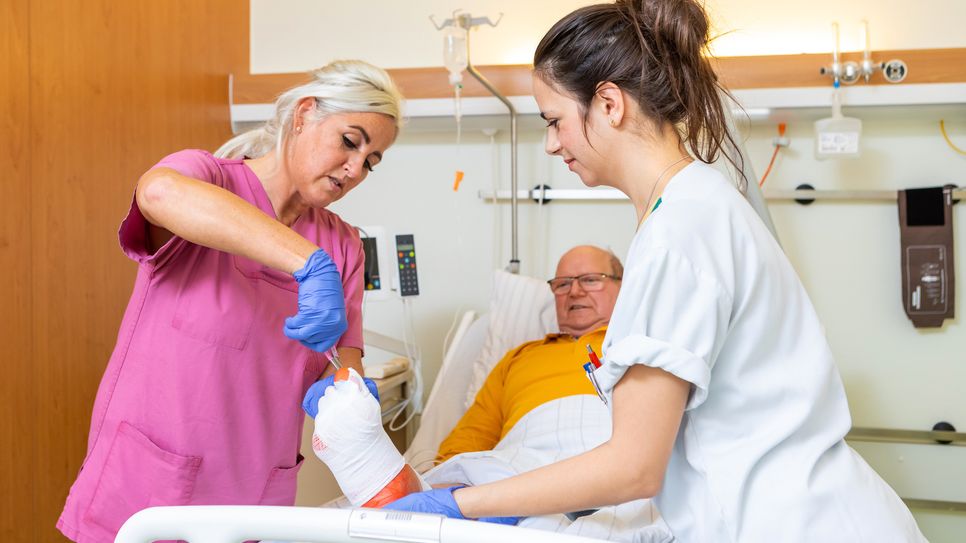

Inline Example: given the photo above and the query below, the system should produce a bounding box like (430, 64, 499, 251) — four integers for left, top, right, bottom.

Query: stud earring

(609, 118, 617, 127)
(295, 126, 302, 134)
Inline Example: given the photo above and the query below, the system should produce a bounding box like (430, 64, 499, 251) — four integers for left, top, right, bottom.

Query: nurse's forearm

(456, 444, 630, 517)
(136, 168, 316, 274)
(454, 364, 689, 518)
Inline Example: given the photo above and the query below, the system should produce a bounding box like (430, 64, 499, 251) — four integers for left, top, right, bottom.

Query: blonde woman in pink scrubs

(57, 60, 402, 543)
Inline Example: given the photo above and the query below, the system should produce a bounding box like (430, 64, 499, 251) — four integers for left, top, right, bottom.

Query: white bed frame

(115, 506, 613, 543)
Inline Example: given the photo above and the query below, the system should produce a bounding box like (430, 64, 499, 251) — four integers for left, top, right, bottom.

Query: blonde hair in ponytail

(215, 60, 403, 159)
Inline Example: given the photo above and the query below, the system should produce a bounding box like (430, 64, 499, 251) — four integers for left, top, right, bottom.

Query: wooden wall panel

(5, 1, 248, 541)
(711, 48, 966, 89)
(233, 64, 536, 103)
(233, 48, 966, 104)
(1, 2, 34, 541)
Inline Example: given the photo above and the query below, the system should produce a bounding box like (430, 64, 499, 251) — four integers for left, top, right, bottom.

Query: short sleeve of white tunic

(596, 242, 732, 410)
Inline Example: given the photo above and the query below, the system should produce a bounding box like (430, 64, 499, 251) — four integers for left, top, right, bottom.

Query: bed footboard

(115, 505, 614, 543)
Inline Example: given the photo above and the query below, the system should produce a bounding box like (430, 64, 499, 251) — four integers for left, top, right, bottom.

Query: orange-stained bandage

(364, 464, 424, 508)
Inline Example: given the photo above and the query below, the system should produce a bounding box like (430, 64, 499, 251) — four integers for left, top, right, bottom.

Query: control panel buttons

(395, 234, 419, 296)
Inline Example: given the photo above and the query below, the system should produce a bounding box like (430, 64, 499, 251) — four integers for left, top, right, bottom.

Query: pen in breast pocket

(583, 344, 607, 405)
(585, 344, 602, 369)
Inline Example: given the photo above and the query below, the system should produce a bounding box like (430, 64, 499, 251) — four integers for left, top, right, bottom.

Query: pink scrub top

(57, 150, 366, 543)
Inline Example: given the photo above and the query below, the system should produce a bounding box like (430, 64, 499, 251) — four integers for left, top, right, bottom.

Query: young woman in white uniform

(385, 1, 926, 540)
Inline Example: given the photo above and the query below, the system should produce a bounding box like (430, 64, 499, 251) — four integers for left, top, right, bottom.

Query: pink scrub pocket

(84, 422, 202, 534)
(170, 286, 256, 350)
(168, 255, 260, 351)
(258, 454, 304, 505)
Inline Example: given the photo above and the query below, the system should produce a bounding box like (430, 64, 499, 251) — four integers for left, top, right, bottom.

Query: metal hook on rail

(429, 11, 503, 30)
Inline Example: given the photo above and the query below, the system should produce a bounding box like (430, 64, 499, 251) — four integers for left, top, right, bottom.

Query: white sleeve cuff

(596, 333, 711, 411)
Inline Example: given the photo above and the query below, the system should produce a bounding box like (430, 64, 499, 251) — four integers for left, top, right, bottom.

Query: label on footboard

(348, 509, 442, 543)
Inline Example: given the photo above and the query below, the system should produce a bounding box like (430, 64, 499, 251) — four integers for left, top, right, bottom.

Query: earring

(295, 125, 302, 134)
(609, 118, 617, 127)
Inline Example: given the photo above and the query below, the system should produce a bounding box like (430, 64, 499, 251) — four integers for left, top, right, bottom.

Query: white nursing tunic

(597, 162, 925, 542)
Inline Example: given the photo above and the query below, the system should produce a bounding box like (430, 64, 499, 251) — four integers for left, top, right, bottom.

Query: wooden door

(1, 1, 247, 540)
(1, 0, 35, 539)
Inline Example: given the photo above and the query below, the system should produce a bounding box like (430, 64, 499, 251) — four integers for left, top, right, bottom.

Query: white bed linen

(424, 395, 673, 543)
(405, 311, 487, 471)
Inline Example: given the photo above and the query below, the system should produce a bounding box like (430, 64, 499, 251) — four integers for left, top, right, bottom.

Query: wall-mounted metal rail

(478, 187, 966, 203)
(903, 498, 966, 514)
(846, 426, 966, 515)
(846, 426, 966, 446)
(478, 188, 626, 202)
(767, 188, 965, 202)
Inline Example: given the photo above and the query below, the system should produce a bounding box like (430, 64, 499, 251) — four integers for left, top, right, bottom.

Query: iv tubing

(759, 145, 780, 187)
(458, 13, 520, 274)
(940, 120, 966, 156)
(759, 123, 787, 187)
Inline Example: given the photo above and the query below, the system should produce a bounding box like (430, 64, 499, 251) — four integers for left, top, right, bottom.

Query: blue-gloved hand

(302, 374, 380, 418)
(284, 249, 347, 352)
(383, 486, 521, 525)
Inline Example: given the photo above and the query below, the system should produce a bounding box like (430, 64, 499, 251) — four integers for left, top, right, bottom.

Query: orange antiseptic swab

(452, 170, 465, 191)
(333, 367, 351, 382)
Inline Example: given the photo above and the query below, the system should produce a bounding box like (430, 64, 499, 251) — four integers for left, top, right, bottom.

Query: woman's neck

(244, 151, 308, 227)
(608, 123, 691, 224)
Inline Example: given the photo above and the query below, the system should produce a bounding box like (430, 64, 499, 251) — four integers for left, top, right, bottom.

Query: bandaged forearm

(311, 368, 427, 507)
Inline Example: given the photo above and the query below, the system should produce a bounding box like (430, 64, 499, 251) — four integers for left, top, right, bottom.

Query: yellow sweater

(436, 327, 606, 462)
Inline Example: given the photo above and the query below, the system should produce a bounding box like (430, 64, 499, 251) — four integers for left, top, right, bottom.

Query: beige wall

(250, 0, 966, 72)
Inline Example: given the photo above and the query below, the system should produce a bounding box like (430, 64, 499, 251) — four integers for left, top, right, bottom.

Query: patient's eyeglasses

(547, 273, 621, 295)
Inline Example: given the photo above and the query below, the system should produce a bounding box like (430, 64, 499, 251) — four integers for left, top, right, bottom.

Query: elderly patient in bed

(437, 245, 622, 462)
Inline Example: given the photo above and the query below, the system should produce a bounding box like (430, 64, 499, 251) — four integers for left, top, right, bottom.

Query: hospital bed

(115, 271, 633, 543)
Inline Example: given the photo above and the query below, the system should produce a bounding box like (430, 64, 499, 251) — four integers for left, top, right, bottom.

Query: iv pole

(434, 12, 520, 274)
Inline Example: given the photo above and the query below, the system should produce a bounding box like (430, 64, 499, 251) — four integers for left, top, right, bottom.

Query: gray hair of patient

(608, 251, 624, 278)
(214, 60, 403, 160)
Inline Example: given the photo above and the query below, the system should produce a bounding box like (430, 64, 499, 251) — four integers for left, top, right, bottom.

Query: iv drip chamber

(442, 24, 468, 85)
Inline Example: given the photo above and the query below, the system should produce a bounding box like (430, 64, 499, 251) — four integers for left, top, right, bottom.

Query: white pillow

(464, 270, 558, 409)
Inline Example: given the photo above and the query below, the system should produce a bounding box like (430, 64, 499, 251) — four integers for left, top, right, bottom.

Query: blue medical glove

(302, 374, 380, 418)
(284, 249, 347, 352)
(383, 486, 521, 525)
